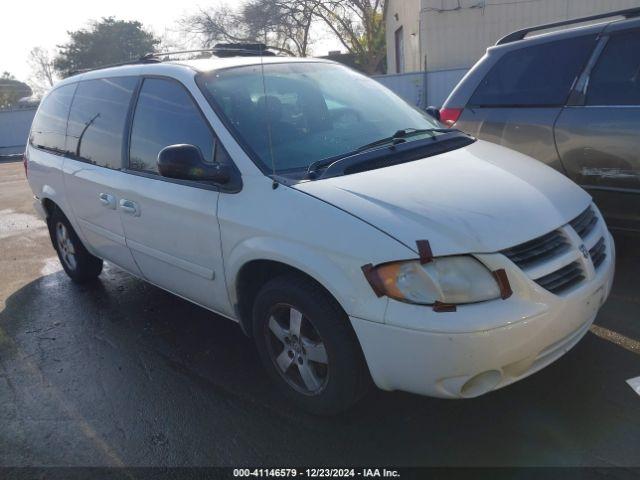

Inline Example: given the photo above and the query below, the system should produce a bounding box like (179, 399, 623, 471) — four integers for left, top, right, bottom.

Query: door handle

(98, 192, 116, 209)
(119, 199, 140, 217)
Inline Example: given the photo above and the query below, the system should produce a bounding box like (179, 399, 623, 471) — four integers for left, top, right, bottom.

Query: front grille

(534, 261, 585, 294)
(570, 206, 597, 239)
(501, 204, 607, 296)
(589, 237, 606, 269)
(501, 230, 569, 268)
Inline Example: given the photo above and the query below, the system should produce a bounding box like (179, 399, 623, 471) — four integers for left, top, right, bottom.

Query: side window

(66, 77, 137, 169)
(129, 78, 214, 174)
(469, 35, 596, 107)
(587, 31, 640, 106)
(29, 84, 76, 154)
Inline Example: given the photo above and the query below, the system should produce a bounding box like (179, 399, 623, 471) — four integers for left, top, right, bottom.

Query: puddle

(0, 209, 46, 239)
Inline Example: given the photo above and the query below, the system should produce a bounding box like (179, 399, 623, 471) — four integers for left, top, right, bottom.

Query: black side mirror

(157, 144, 231, 184)
(425, 106, 441, 122)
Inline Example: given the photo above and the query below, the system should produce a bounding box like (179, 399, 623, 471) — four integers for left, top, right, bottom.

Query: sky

(1, 0, 341, 84)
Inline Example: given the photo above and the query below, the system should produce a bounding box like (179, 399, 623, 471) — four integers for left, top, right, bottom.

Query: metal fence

(373, 68, 468, 110)
(0, 107, 37, 157)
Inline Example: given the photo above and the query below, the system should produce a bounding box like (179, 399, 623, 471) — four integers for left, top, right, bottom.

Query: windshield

(198, 62, 444, 176)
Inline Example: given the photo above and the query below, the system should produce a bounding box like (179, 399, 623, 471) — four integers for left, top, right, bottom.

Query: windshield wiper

(306, 128, 459, 178)
(355, 128, 438, 151)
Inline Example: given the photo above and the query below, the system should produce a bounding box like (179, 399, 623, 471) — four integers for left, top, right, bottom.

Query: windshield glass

(198, 62, 444, 176)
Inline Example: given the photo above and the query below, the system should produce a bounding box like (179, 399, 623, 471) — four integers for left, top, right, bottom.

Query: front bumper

(351, 232, 616, 399)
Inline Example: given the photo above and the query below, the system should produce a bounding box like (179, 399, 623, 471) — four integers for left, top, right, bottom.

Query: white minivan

(26, 45, 615, 414)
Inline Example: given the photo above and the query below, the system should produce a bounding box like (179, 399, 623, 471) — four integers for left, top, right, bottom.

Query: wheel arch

(234, 259, 349, 338)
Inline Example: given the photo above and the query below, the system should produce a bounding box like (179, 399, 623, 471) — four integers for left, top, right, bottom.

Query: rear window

(29, 84, 76, 154)
(587, 31, 640, 106)
(469, 35, 596, 108)
(66, 77, 137, 169)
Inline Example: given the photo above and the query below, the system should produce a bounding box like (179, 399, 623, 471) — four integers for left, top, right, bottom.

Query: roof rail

(68, 44, 279, 76)
(496, 7, 640, 45)
(68, 55, 161, 76)
(146, 43, 277, 61)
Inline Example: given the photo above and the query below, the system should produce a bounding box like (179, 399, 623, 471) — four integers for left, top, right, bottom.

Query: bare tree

(243, 0, 317, 56)
(181, 1, 316, 56)
(27, 47, 56, 96)
(310, 0, 386, 74)
(182, 0, 386, 72)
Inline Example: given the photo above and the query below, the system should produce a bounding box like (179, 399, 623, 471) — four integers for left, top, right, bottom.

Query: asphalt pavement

(1, 160, 639, 467)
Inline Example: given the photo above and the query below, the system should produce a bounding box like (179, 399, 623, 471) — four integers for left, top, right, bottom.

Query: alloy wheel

(56, 222, 77, 270)
(265, 304, 329, 395)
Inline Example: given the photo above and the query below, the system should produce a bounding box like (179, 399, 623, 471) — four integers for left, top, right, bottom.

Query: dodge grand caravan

(26, 45, 615, 414)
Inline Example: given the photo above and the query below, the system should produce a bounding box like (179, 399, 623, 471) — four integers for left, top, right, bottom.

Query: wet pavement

(1, 160, 639, 467)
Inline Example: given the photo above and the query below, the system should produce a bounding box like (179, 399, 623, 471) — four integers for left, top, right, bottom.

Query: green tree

(0, 72, 33, 110)
(54, 17, 160, 77)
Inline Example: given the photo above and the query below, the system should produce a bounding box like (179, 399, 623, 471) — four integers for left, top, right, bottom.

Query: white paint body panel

(295, 140, 592, 255)
(62, 158, 142, 275)
(26, 58, 616, 400)
(115, 172, 229, 314)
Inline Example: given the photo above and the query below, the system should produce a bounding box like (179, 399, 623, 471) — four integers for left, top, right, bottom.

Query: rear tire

(48, 208, 103, 283)
(252, 273, 370, 415)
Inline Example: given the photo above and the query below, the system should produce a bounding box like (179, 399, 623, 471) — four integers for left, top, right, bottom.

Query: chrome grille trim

(589, 237, 606, 269)
(534, 261, 585, 294)
(501, 204, 608, 296)
(570, 206, 598, 239)
(501, 230, 570, 268)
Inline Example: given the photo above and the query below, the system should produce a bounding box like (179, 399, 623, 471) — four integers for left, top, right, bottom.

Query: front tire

(252, 274, 370, 415)
(48, 208, 103, 283)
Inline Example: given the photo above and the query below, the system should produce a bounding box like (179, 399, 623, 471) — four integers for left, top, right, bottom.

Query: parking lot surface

(1, 160, 639, 467)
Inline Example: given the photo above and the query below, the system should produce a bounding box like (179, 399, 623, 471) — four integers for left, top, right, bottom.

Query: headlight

(364, 256, 502, 305)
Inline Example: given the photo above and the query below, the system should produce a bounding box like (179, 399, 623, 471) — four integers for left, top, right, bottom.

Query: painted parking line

(590, 324, 640, 355)
(627, 376, 640, 397)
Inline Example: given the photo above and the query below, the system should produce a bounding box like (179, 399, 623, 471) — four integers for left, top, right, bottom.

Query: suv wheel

(49, 208, 103, 283)
(253, 274, 370, 415)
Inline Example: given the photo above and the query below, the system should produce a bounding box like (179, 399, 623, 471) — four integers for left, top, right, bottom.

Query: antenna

(258, 44, 279, 190)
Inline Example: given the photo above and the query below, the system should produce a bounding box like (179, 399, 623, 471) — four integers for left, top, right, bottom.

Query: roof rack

(146, 43, 277, 60)
(496, 6, 640, 45)
(68, 43, 278, 76)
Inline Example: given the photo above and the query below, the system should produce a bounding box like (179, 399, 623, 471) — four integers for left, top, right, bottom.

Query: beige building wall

(386, 0, 640, 73)
(385, 0, 422, 73)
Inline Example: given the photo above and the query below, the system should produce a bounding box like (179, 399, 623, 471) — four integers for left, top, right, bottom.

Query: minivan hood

(294, 140, 591, 256)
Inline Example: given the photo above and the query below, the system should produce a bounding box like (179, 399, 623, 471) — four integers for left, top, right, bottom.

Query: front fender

(225, 236, 389, 323)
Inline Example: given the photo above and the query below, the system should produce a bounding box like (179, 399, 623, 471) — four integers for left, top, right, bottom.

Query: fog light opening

(460, 370, 502, 398)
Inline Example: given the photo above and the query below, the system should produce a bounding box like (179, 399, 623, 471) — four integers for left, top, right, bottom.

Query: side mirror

(425, 106, 441, 122)
(157, 144, 231, 184)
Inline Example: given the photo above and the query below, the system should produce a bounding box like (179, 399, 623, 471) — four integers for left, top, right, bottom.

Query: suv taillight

(23, 151, 28, 178)
(440, 108, 463, 127)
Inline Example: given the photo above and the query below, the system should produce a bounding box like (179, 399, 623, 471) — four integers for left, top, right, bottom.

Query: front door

(118, 77, 231, 314)
(555, 29, 640, 231)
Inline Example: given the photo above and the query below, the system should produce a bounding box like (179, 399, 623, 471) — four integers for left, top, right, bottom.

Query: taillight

(23, 151, 28, 178)
(439, 108, 463, 127)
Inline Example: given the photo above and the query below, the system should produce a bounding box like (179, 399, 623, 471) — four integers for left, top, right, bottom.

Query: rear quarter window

(29, 84, 76, 154)
(469, 35, 597, 107)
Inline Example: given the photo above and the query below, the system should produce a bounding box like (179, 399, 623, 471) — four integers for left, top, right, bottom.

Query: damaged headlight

(364, 256, 502, 305)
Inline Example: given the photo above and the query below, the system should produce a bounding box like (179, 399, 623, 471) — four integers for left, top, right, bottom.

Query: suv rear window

(29, 84, 76, 154)
(66, 77, 137, 169)
(587, 31, 640, 106)
(469, 35, 596, 108)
